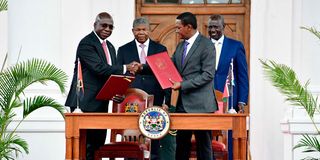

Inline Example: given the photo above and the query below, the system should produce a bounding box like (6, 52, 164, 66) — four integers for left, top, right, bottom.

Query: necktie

(181, 41, 189, 65)
(139, 44, 147, 64)
(215, 42, 221, 69)
(102, 41, 111, 65)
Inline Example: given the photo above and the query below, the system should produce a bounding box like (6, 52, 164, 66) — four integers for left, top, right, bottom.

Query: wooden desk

(65, 113, 248, 160)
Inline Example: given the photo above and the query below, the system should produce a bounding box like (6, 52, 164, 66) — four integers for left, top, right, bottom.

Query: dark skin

(94, 17, 114, 40)
(132, 24, 150, 44)
(170, 19, 197, 90)
(207, 18, 224, 41)
(94, 16, 139, 74)
(131, 24, 150, 72)
(208, 17, 246, 113)
(93, 16, 139, 103)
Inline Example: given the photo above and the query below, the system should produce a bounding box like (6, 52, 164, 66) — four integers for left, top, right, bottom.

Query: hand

(238, 103, 246, 113)
(112, 94, 125, 103)
(126, 61, 141, 75)
(162, 103, 169, 111)
(169, 78, 181, 90)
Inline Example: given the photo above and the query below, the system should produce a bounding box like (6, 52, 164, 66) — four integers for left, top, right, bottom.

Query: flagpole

(73, 58, 83, 113)
(228, 58, 237, 114)
(74, 85, 83, 113)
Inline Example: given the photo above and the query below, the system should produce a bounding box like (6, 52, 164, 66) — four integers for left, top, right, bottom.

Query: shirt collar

(211, 35, 224, 45)
(135, 38, 150, 48)
(93, 31, 105, 44)
(186, 31, 199, 45)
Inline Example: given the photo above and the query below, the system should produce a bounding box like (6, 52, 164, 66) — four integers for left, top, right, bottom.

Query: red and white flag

(76, 58, 84, 99)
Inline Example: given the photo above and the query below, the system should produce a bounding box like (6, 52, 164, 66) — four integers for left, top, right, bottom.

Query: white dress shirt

(211, 35, 224, 69)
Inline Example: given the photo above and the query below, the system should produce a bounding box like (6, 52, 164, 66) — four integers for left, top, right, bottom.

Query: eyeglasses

(208, 25, 216, 29)
(101, 24, 114, 30)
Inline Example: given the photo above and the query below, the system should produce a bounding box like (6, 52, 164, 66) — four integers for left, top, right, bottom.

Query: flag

(222, 59, 234, 102)
(222, 80, 229, 102)
(217, 82, 229, 114)
(230, 58, 235, 87)
(216, 59, 234, 113)
(76, 58, 84, 100)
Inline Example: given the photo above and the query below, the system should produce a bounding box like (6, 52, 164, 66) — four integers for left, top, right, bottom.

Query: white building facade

(1, 0, 320, 159)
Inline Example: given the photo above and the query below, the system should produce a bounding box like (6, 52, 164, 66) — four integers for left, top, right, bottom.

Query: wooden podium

(65, 113, 248, 160)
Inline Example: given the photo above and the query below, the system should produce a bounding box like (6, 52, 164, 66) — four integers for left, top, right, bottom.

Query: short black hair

(208, 14, 224, 25)
(176, 12, 197, 29)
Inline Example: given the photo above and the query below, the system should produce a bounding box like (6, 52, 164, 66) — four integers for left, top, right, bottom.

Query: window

(144, 0, 241, 4)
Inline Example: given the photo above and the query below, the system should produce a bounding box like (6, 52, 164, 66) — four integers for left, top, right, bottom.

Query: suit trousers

(159, 134, 176, 160)
(175, 108, 215, 160)
(176, 130, 214, 160)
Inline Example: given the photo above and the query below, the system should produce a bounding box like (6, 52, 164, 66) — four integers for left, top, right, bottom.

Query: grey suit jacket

(172, 33, 218, 113)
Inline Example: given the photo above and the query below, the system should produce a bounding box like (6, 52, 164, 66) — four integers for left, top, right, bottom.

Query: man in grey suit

(169, 12, 218, 160)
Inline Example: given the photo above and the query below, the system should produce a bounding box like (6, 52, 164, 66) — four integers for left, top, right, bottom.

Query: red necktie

(102, 41, 111, 65)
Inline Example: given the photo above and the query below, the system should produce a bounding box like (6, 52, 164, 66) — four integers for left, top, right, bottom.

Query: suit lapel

(148, 40, 156, 56)
(130, 40, 140, 62)
(106, 40, 116, 65)
(217, 37, 230, 73)
(181, 34, 201, 71)
(90, 32, 108, 65)
(175, 42, 184, 72)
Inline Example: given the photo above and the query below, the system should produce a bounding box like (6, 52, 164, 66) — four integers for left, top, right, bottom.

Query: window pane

(181, 0, 204, 4)
(157, 0, 179, 4)
(207, 0, 241, 3)
(145, 0, 154, 3)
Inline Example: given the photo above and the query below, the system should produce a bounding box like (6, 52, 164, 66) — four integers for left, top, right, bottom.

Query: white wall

(5, 0, 320, 159)
(0, 11, 8, 68)
(7, 0, 135, 159)
(250, 0, 293, 159)
(251, 0, 320, 159)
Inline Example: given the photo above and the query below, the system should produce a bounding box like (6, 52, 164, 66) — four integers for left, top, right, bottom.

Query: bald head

(95, 12, 113, 24)
(94, 12, 114, 40)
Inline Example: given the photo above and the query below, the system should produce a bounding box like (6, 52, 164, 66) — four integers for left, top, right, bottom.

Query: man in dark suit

(117, 17, 175, 160)
(208, 14, 249, 160)
(169, 12, 217, 160)
(65, 12, 136, 160)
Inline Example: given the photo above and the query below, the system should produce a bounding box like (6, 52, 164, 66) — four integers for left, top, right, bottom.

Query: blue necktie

(181, 41, 189, 65)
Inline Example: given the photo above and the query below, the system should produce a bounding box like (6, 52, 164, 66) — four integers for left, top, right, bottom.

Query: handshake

(125, 61, 143, 75)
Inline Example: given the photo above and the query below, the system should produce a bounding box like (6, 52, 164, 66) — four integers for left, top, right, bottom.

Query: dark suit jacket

(65, 31, 124, 112)
(117, 39, 167, 106)
(214, 36, 249, 110)
(172, 33, 217, 113)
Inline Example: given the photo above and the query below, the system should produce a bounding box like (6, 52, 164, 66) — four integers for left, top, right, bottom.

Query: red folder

(96, 75, 135, 100)
(146, 52, 182, 89)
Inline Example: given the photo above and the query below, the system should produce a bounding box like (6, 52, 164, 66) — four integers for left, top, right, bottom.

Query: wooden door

(136, 0, 251, 111)
(136, 0, 250, 60)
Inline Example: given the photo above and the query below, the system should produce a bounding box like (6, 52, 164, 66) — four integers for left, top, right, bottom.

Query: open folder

(146, 51, 182, 89)
(96, 75, 135, 100)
